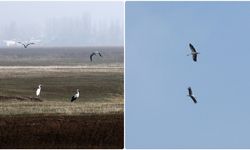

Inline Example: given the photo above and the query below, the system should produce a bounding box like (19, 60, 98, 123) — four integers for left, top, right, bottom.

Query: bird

(18, 42, 35, 48)
(71, 89, 80, 102)
(187, 87, 197, 104)
(187, 43, 199, 62)
(36, 84, 42, 97)
(90, 51, 102, 62)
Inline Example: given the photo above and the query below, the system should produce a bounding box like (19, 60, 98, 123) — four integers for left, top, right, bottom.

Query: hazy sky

(126, 1, 250, 148)
(0, 1, 123, 46)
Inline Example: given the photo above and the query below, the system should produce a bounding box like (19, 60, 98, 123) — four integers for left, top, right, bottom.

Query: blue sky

(126, 2, 250, 148)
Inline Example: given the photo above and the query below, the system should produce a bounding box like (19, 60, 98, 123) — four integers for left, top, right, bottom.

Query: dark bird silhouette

(18, 42, 35, 48)
(71, 89, 79, 102)
(90, 51, 102, 62)
(187, 43, 199, 62)
(187, 87, 197, 104)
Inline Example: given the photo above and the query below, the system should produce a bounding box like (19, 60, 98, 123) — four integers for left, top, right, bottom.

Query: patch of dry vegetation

(0, 114, 124, 148)
(0, 67, 123, 116)
(0, 97, 123, 115)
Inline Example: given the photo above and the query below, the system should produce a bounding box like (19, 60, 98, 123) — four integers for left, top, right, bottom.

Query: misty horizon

(0, 2, 124, 47)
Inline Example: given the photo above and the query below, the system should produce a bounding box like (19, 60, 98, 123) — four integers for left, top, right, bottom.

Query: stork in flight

(36, 84, 42, 97)
(18, 42, 35, 48)
(187, 43, 199, 62)
(90, 51, 102, 62)
(187, 87, 197, 104)
(71, 89, 80, 102)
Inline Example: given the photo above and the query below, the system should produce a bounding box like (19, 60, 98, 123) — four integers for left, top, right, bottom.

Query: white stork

(90, 51, 102, 62)
(18, 42, 35, 48)
(71, 89, 80, 102)
(36, 84, 42, 97)
(187, 87, 197, 104)
(187, 43, 199, 62)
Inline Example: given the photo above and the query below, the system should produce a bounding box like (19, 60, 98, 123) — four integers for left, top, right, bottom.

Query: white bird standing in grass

(71, 89, 80, 102)
(36, 84, 42, 97)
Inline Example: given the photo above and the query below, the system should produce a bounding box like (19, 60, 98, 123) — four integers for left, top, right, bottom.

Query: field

(0, 46, 123, 66)
(0, 47, 124, 148)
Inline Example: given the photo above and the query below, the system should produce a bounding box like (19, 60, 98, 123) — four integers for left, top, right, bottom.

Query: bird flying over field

(18, 42, 35, 48)
(71, 89, 80, 102)
(187, 87, 197, 104)
(187, 43, 199, 62)
(90, 51, 102, 62)
(36, 84, 42, 97)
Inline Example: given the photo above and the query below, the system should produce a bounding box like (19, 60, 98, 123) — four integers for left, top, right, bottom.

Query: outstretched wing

(188, 87, 192, 95)
(189, 43, 197, 53)
(190, 96, 197, 103)
(26, 42, 35, 47)
(17, 42, 26, 47)
(192, 54, 197, 62)
(90, 53, 95, 62)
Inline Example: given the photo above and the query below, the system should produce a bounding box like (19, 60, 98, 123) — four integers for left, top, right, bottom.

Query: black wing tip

(71, 96, 76, 102)
(191, 96, 197, 104)
(90, 53, 94, 62)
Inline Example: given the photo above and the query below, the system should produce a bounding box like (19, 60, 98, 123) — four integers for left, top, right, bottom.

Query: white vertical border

(123, 0, 126, 148)
(117, 1, 125, 148)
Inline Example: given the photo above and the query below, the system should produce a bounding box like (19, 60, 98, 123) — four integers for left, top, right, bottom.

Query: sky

(0, 1, 123, 47)
(126, 2, 250, 148)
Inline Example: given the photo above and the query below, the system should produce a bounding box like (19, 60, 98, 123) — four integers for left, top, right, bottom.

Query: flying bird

(71, 89, 80, 102)
(36, 84, 42, 97)
(90, 51, 102, 62)
(187, 43, 199, 62)
(18, 42, 35, 48)
(187, 87, 197, 104)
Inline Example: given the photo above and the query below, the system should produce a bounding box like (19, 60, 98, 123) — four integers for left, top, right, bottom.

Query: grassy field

(0, 66, 124, 148)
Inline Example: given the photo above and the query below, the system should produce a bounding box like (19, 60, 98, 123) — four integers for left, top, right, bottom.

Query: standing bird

(90, 51, 102, 62)
(18, 42, 35, 48)
(36, 84, 42, 97)
(71, 89, 80, 102)
(187, 43, 199, 62)
(187, 87, 197, 104)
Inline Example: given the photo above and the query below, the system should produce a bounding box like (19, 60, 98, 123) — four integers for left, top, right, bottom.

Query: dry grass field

(0, 47, 124, 148)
